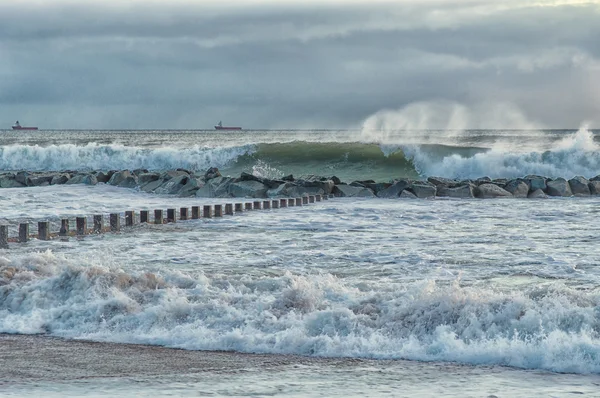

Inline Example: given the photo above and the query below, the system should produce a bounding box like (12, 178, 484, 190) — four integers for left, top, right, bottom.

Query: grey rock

(568, 176, 590, 196)
(377, 180, 410, 198)
(27, 175, 54, 187)
(546, 178, 573, 197)
(504, 179, 529, 198)
(588, 181, 600, 195)
(66, 174, 98, 185)
(117, 176, 138, 189)
(15, 171, 30, 186)
(476, 183, 513, 199)
(524, 175, 547, 192)
(238, 172, 283, 189)
(178, 178, 203, 197)
(590, 175, 600, 182)
(228, 180, 269, 198)
(427, 176, 461, 188)
(0, 174, 25, 188)
(205, 167, 221, 180)
(141, 178, 164, 193)
(51, 174, 69, 185)
(409, 182, 437, 198)
(296, 178, 335, 194)
(437, 184, 476, 198)
(154, 175, 189, 195)
(528, 189, 548, 199)
(138, 173, 161, 185)
(132, 168, 149, 176)
(399, 190, 418, 199)
(333, 184, 375, 197)
(108, 170, 133, 186)
(474, 177, 492, 185)
(95, 171, 111, 183)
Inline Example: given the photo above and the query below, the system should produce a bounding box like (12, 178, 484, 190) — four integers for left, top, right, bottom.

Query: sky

(0, 0, 599, 130)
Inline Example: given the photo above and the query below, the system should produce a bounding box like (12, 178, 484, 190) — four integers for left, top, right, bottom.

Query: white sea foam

(0, 143, 255, 172)
(403, 125, 600, 179)
(1, 254, 600, 374)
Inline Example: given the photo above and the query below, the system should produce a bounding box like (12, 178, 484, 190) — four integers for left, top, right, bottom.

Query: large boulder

(238, 172, 283, 189)
(296, 175, 336, 194)
(437, 184, 476, 198)
(154, 175, 190, 195)
(196, 176, 233, 198)
(26, 174, 54, 187)
(178, 178, 203, 197)
(399, 190, 418, 199)
(333, 184, 375, 197)
(204, 167, 221, 180)
(504, 179, 529, 198)
(51, 174, 70, 185)
(117, 176, 138, 189)
(427, 177, 461, 188)
(0, 174, 25, 188)
(140, 178, 165, 193)
(137, 172, 161, 185)
(476, 183, 513, 199)
(523, 175, 547, 192)
(66, 173, 98, 185)
(546, 178, 572, 197)
(528, 189, 548, 199)
(267, 182, 323, 198)
(377, 180, 410, 198)
(108, 170, 133, 186)
(409, 182, 436, 198)
(228, 180, 268, 198)
(589, 181, 600, 195)
(568, 176, 590, 196)
(95, 171, 111, 184)
(15, 171, 30, 186)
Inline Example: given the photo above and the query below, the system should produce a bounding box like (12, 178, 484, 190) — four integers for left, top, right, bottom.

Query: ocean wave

(1, 128, 599, 181)
(2, 252, 600, 374)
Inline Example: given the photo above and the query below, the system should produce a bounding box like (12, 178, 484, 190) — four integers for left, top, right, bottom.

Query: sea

(1, 127, 600, 397)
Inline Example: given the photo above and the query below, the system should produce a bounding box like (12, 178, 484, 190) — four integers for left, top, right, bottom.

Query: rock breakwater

(2, 168, 600, 199)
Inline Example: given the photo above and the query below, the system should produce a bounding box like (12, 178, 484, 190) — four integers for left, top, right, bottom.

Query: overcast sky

(0, 0, 598, 129)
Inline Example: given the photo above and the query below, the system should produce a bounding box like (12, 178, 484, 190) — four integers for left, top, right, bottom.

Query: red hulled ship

(12, 121, 38, 130)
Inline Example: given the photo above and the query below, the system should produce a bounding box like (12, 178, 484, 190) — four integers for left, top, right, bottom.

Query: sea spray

(2, 252, 600, 374)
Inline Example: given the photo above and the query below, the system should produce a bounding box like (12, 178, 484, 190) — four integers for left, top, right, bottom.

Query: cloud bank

(0, 0, 598, 129)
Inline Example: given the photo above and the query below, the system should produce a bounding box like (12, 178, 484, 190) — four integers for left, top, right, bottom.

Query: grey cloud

(0, 1, 598, 129)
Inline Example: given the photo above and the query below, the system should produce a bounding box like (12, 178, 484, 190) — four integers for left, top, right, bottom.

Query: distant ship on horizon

(214, 121, 242, 131)
(12, 121, 38, 130)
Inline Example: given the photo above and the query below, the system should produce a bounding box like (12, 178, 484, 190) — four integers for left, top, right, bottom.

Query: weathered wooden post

(0, 225, 8, 249)
(214, 204, 223, 217)
(272, 200, 280, 209)
(245, 203, 253, 211)
(167, 209, 176, 223)
(280, 199, 288, 207)
(154, 209, 164, 224)
(180, 208, 188, 220)
(296, 198, 303, 206)
(191, 206, 200, 219)
(203, 205, 212, 218)
(262, 200, 271, 209)
(235, 203, 244, 212)
(302, 196, 308, 205)
(309, 195, 315, 203)
(253, 201, 262, 210)
(19, 223, 29, 243)
(110, 213, 120, 232)
(38, 221, 50, 240)
(59, 219, 69, 237)
(125, 211, 135, 226)
(140, 210, 149, 223)
(315, 194, 322, 202)
(225, 203, 234, 215)
(323, 194, 329, 200)
(288, 198, 295, 207)
(93, 215, 103, 233)
(76, 217, 87, 236)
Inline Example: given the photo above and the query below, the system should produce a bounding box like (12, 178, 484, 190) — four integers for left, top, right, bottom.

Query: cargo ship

(12, 121, 38, 130)
(214, 121, 242, 131)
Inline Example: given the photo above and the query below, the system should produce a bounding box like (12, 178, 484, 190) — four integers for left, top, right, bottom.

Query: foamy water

(2, 129, 600, 396)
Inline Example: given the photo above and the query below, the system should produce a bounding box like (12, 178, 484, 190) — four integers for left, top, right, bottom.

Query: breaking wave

(0, 127, 599, 180)
(2, 251, 600, 374)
